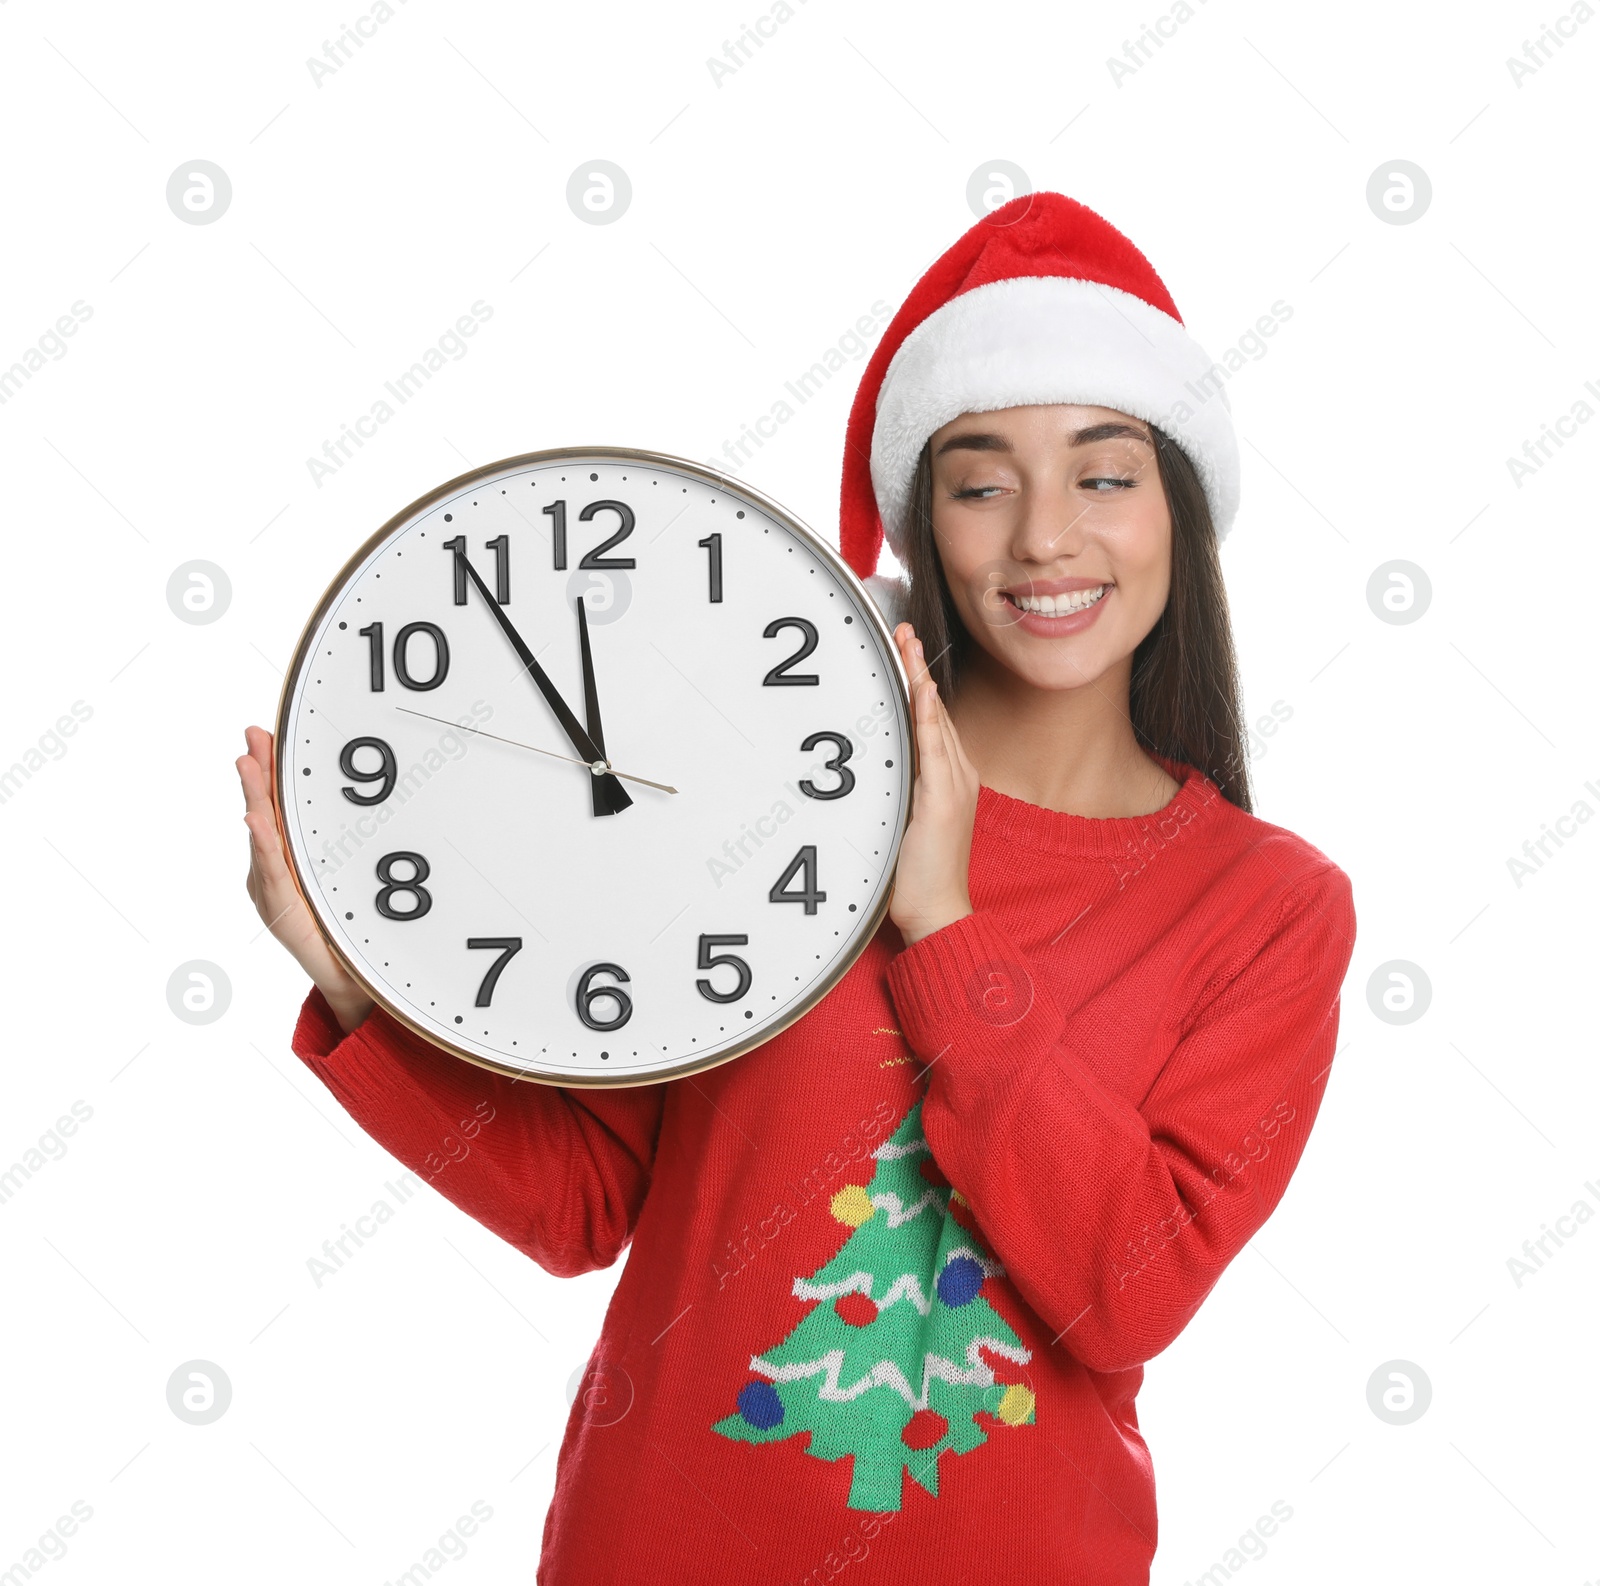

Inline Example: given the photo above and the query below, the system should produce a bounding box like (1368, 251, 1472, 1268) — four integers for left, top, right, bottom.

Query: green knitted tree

(712, 1099, 1036, 1511)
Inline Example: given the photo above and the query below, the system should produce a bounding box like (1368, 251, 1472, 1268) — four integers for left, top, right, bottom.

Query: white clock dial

(275, 448, 914, 1085)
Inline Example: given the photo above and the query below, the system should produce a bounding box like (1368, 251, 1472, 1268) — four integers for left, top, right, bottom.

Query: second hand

(394, 707, 679, 794)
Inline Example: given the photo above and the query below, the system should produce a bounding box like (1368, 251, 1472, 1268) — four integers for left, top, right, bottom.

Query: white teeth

(1011, 585, 1109, 616)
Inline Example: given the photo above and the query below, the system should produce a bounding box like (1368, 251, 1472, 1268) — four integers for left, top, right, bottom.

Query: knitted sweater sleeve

(290, 987, 666, 1278)
(883, 864, 1356, 1375)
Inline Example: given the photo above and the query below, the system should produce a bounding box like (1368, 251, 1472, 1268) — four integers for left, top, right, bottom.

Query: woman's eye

(949, 477, 1136, 498)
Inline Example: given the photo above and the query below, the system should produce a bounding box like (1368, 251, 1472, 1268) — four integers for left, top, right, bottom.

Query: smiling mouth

(1003, 584, 1111, 616)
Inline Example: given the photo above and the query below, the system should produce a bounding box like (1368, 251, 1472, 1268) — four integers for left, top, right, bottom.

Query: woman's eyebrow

(1072, 421, 1153, 448)
(934, 431, 1012, 456)
(933, 421, 1152, 458)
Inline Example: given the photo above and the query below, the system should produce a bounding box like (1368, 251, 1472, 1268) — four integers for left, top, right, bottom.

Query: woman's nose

(1011, 483, 1086, 564)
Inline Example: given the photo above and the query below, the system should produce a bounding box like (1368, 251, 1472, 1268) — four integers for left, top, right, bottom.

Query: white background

(1, 1, 1595, 1582)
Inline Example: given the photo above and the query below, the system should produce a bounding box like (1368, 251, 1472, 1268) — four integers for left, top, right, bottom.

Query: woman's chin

(983, 634, 1122, 695)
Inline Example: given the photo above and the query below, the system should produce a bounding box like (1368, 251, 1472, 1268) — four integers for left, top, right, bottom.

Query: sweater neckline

(972, 755, 1224, 857)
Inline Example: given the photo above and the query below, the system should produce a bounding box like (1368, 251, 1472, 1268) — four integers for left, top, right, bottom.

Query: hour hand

(453, 548, 633, 815)
(577, 597, 628, 817)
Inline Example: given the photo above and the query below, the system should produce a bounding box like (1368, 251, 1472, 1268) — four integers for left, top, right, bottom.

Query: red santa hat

(839, 190, 1240, 616)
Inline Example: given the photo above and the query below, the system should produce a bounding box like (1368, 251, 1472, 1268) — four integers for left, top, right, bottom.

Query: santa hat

(839, 191, 1240, 622)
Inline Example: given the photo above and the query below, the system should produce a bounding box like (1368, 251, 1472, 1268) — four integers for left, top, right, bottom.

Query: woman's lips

(1001, 582, 1112, 636)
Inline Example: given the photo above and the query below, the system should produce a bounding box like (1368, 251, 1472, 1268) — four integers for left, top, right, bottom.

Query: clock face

(275, 448, 914, 1086)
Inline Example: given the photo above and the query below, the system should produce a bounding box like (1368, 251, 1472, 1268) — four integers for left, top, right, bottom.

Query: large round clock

(274, 447, 915, 1086)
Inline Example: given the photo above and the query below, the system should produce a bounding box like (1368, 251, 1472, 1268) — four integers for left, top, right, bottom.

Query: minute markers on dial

(393, 708, 678, 794)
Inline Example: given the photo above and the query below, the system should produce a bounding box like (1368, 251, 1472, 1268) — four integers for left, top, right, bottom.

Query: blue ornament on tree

(737, 1379, 785, 1430)
(937, 1253, 984, 1307)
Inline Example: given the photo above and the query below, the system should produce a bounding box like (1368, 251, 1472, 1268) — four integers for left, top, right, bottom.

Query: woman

(237, 191, 1355, 1584)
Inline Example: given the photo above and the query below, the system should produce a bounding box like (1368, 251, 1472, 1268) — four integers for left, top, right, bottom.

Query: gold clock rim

(271, 443, 917, 1090)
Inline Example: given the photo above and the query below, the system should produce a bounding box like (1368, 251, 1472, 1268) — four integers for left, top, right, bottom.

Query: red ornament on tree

(901, 1408, 949, 1451)
(834, 1292, 879, 1328)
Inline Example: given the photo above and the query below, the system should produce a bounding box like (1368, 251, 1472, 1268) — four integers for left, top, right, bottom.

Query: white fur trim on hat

(861, 572, 910, 631)
(868, 275, 1241, 555)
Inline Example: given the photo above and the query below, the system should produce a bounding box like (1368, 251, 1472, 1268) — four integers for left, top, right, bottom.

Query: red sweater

(291, 759, 1355, 1585)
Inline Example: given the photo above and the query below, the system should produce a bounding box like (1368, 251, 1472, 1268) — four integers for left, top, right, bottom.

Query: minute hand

(454, 549, 633, 813)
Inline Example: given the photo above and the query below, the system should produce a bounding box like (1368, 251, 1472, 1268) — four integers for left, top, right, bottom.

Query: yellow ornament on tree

(995, 1384, 1035, 1426)
(830, 1184, 875, 1227)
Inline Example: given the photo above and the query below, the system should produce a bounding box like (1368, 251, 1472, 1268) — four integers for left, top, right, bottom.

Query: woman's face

(927, 403, 1172, 693)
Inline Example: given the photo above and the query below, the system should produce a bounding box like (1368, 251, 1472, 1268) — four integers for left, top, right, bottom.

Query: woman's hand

(237, 725, 374, 1035)
(888, 623, 979, 948)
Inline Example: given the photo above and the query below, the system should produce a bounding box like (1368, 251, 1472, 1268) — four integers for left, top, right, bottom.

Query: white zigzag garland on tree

(750, 1333, 1033, 1411)
(791, 1244, 1007, 1317)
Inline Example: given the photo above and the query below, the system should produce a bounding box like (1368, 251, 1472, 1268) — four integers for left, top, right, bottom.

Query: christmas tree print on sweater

(712, 1098, 1036, 1511)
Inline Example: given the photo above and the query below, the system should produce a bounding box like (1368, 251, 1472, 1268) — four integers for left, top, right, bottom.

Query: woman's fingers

(935, 689, 968, 780)
(889, 624, 978, 803)
(246, 722, 273, 775)
(885, 625, 976, 947)
(237, 729, 299, 924)
(891, 624, 970, 825)
(245, 805, 286, 894)
(243, 725, 276, 812)
(237, 747, 272, 871)
(917, 680, 946, 757)
(901, 634, 973, 789)
(235, 726, 373, 1032)
(236, 748, 322, 944)
(898, 626, 945, 763)
(895, 622, 930, 691)
(237, 747, 264, 906)
(238, 728, 274, 822)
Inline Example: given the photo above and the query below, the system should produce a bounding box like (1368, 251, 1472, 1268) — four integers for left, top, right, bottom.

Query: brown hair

(901, 423, 1254, 812)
